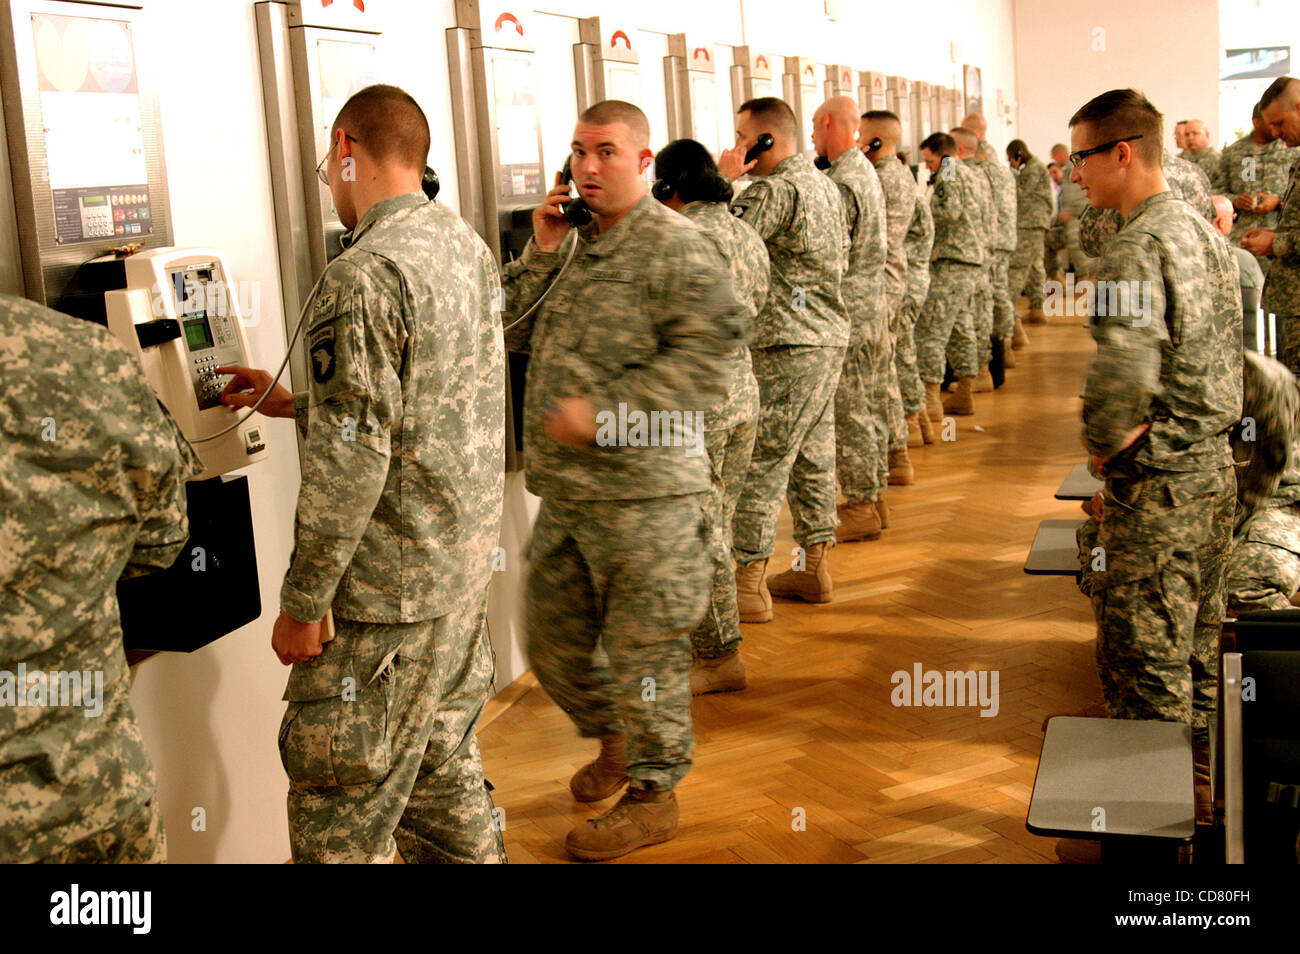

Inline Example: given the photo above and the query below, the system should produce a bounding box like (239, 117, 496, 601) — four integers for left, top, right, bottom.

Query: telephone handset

(745, 133, 775, 165)
(560, 157, 593, 227)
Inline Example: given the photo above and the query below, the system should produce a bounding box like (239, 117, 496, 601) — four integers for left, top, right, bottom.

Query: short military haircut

(1261, 76, 1300, 110)
(1253, 101, 1264, 121)
(1006, 138, 1030, 162)
(1068, 88, 1163, 166)
(920, 132, 956, 156)
(332, 84, 430, 172)
(1051, 142, 1068, 154)
(578, 99, 650, 146)
(950, 126, 979, 151)
(1177, 119, 1190, 126)
(862, 109, 900, 124)
(739, 96, 797, 142)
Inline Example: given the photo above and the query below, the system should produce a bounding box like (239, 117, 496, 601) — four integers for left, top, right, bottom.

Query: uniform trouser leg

(1077, 466, 1235, 728)
(916, 262, 978, 382)
(1225, 539, 1300, 615)
(37, 797, 165, 864)
(884, 304, 909, 450)
(894, 294, 926, 415)
(691, 414, 757, 659)
(526, 496, 705, 791)
(733, 346, 844, 562)
(1008, 228, 1048, 308)
(991, 252, 1015, 340)
(834, 333, 885, 504)
(975, 266, 994, 366)
(281, 598, 505, 863)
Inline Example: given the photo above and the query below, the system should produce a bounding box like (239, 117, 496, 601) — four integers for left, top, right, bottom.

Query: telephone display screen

(183, 316, 214, 352)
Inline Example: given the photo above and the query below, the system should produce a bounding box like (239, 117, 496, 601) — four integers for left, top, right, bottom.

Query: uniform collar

(829, 146, 863, 171)
(581, 191, 656, 258)
(1125, 190, 1174, 224)
(345, 192, 428, 247)
(769, 154, 803, 176)
(679, 200, 722, 220)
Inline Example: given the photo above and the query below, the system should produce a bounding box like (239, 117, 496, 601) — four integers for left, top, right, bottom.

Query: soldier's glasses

(316, 134, 359, 185)
(1069, 135, 1143, 169)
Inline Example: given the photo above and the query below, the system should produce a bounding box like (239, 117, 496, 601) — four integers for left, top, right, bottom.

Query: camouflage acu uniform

(1262, 157, 1300, 375)
(1007, 154, 1053, 309)
(730, 154, 849, 561)
(916, 157, 983, 383)
(1052, 179, 1097, 278)
(1218, 135, 1297, 274)
(962, 155, 995, 367)
(679, 200, 769, 660)
(875, 154, 917, 449)
(1185, 147, 1221, 184)
(1075, 192, 1242, 728)
(897, 188, 934, 415)
(1226, 351, 1300, 615)
(0, 294, 201, 863)
(279, 193, 507, 863)
(502, 193, 743, 792)
(826, 147, 890, 504)
(980, 156, 1019, 341)
(1080, 155, 1214, 260)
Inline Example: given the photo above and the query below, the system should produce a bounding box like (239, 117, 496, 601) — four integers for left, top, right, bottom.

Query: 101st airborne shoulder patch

(309, 324, 336, 384)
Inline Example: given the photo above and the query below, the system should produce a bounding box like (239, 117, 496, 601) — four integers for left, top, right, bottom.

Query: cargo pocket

(1090, 544, 1168, 635)
(278, 636, 403, 788)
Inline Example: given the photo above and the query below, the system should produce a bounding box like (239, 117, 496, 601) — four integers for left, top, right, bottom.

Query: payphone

(730, 46, 774, 105)
(860, 71, 887, 115)
(664, 33, 722, 157)
(782, 56, 821, 156)
(824, 64, 855, 103)
(573, 16, 641, 112)
(888, 75, 914, 158)
(255, 0, 382, 396)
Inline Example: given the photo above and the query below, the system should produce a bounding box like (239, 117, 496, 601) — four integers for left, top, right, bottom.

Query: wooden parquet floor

(478, 311, 1102, 864)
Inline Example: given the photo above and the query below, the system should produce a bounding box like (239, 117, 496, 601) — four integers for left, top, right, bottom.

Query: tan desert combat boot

(569, 735, 629, 803)
(836, 501, 881, 542)
(875, 493, 890, 529)
(974, 364, 995, 393)
(918, 410, 937, 444)
(1012, 317, 1030, 348)
(767, 540, 833, 602)
(735, 558, 772, 623)
(1002, 337, 1017, 369)
(942, 377, 975, 416)
(924, 382, 944, 424)
(906, 414, 924, 448)
(887, 446, 915, 485)
(1025, 304, 1048, 325)
(566, 787, 679, 862)
(690, 650, 747, 695)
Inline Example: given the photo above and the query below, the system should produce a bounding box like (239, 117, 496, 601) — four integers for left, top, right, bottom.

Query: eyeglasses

(1069, 135, 1143, 169)
(316, 134, 358, 185)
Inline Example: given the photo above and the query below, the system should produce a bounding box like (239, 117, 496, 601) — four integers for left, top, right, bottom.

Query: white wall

(5, 0, 1020, 862)
(1015, 0, 1220, 161)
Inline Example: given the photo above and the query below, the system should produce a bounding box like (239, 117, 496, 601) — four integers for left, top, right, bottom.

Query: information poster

(33, 13, 151, 244)
(492, 54, 542, 199)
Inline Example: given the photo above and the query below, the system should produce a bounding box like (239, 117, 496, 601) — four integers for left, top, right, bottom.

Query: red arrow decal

(494, 12, 523, 36)
(804, 65, 814, 79)
(756, 55, 768, 69)
(693, 47, 710, 63)
(611, 30, 631, 49)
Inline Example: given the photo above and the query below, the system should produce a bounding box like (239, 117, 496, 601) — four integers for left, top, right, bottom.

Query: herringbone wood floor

(478, 311, 1101, 863)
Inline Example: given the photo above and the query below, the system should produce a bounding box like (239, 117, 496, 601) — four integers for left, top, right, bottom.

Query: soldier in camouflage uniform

(1080, 153, 1214, 259)
(1226, 351, 1300, 614)
(1069, 90, 1240, 734)
(719, 97, 849, 613)
(651, 139, 769, 696)
(863, 111, 929, 449)
(916, 133, 984, 422)
(502, 102, 742, 861)
(953, 128, 997, 392)
(1217, 103, 1296, 277)
(899, 181, 935, 438)
(1249, 77, 1300, 374)
(1006, 140, 1054, 323)
(0, 294, 201, 863)
(975, 139, 1020, 369)
(813, 97, 893, 542)
(1182, 120, 1221, 183)
(221, 86, 506, 864)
